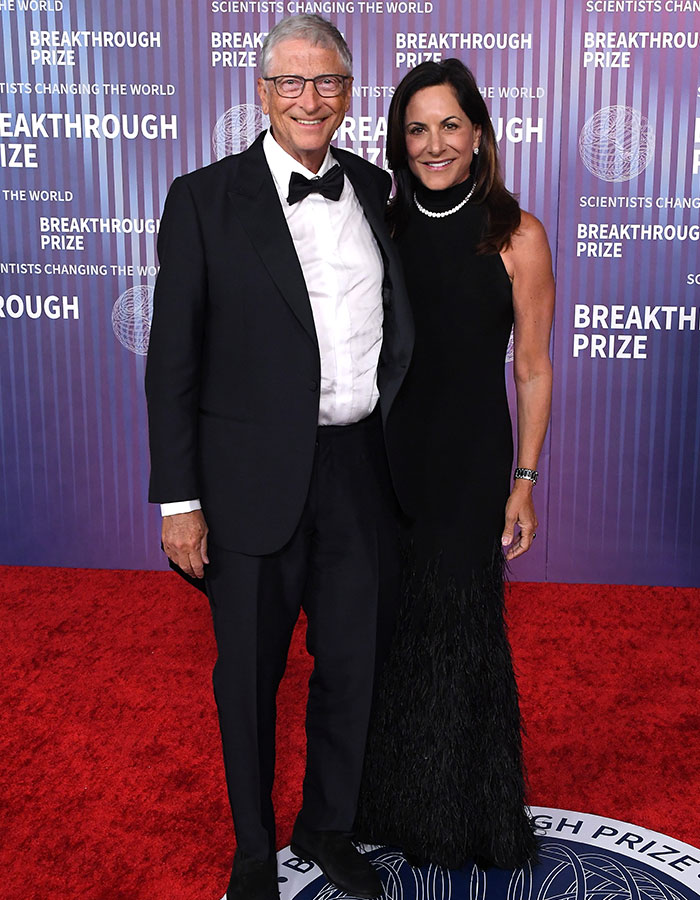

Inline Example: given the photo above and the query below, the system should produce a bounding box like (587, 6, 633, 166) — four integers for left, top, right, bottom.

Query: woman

(356, 60, 554, 870)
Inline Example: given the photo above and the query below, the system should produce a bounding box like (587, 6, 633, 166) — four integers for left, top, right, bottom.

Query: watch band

(514, 467, 538, 485)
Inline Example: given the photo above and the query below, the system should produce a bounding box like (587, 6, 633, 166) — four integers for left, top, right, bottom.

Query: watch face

(275, 808, 699, 900)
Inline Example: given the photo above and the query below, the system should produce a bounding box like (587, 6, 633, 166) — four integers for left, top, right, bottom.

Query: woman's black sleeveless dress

(355, 178, 538, 869)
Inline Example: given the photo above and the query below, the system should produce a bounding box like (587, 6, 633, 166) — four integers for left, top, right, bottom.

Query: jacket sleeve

(145, 175, 207, 503)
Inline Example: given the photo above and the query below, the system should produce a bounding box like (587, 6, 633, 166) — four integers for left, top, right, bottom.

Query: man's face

(257, 38, 352, 173)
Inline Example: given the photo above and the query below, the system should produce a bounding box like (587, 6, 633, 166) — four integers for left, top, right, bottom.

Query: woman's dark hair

(387, 59, 520, 252)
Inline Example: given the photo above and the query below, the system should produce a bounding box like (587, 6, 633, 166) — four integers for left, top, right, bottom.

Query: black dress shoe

(226, 851, 279, 900)
(290, 822, 383, 899)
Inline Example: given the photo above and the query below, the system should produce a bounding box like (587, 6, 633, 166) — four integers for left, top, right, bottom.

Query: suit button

(309, 380, 318, 391)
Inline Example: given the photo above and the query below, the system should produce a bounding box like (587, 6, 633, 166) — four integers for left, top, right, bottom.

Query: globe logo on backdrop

(578, 105, 655, 182)
(212, 104, 268, 159)
(111, 285, 154, 355)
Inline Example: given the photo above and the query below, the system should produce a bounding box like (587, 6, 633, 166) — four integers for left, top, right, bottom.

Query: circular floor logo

(579, 106, 655, 182)
(271, 808, 699, 900)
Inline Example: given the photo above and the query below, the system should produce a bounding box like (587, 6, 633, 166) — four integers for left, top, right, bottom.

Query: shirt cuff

(160, 499, 202, 517)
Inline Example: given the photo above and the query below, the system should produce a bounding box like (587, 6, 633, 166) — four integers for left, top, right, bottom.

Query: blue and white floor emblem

(274, 808, 700, 900)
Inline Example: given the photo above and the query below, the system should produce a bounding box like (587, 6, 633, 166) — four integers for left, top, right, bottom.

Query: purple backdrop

(1, 0, 698, 585)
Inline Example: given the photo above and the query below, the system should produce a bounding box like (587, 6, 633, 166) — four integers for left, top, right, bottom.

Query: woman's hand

(501, 481, 538, 561)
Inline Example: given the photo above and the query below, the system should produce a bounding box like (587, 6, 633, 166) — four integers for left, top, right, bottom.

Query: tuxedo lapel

(335, 150, 387, 254)
(227, 135, 317, 344)
(332, 148, 414, 421)
(336, 149, 406, 290)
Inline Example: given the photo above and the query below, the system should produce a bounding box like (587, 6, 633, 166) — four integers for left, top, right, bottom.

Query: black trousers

(205, 409, 401, 860)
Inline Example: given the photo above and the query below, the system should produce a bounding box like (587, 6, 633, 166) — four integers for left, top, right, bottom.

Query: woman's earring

(473, 146, 480, 155)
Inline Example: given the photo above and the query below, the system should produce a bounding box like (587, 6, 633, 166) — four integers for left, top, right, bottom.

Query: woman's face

(404, 83, 482, 191)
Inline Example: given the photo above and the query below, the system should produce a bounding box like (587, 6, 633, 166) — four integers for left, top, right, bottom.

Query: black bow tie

(287, 164, 344, 205)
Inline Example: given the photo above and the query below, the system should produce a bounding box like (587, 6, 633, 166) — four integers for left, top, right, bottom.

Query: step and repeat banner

(1, 0, 698, 585)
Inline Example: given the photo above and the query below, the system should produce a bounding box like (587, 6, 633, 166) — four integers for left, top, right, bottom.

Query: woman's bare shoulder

(513, 210, 548, 247)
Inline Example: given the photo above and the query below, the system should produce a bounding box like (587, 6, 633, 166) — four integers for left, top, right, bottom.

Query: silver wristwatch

(514, 467, 538, 485)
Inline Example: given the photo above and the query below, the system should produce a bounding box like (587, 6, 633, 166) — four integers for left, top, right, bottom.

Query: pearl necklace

(413, 180, 476, 218)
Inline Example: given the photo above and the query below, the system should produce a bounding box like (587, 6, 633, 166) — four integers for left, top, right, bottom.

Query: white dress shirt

(161, 131, 385, 516)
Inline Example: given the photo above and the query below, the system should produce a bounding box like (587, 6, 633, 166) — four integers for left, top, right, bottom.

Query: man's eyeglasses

(263, 74, 350, 98)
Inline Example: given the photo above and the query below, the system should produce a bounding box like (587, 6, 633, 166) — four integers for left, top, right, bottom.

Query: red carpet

(1, 566, 698, 900)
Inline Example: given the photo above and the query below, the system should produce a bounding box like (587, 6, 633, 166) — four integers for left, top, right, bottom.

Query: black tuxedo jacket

(145, 132, 413, 556)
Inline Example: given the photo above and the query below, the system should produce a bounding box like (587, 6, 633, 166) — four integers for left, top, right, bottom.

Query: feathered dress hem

(355, 543, 538, 870)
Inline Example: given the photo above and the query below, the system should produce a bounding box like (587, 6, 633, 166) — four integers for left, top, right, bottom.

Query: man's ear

(257, 77, 269, 115)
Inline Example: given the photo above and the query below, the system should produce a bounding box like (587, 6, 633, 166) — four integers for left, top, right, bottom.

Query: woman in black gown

(356, 60, 555, 870)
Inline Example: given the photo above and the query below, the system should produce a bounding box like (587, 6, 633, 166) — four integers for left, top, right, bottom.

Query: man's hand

(501, 482, 538, 562)
(162, 509, 209, 578)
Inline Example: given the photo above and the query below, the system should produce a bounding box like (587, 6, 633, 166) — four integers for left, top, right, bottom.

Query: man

(145, 14, 413, 900)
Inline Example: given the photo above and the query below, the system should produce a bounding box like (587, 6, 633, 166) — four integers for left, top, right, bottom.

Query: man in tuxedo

(145, 14, 412, 900)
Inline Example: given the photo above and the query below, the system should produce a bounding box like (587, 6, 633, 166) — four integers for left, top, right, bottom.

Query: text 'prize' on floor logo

(212, 104, 269, 160)
(273, 807, 700, 900)
(579, 105, 655, 182)
(112, 284, 153, 355)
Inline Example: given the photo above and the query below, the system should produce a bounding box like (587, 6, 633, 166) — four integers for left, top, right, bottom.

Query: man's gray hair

(260, 14, 353, 76)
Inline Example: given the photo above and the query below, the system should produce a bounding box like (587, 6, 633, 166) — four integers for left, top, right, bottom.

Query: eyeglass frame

(262, 74, 351, 98)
